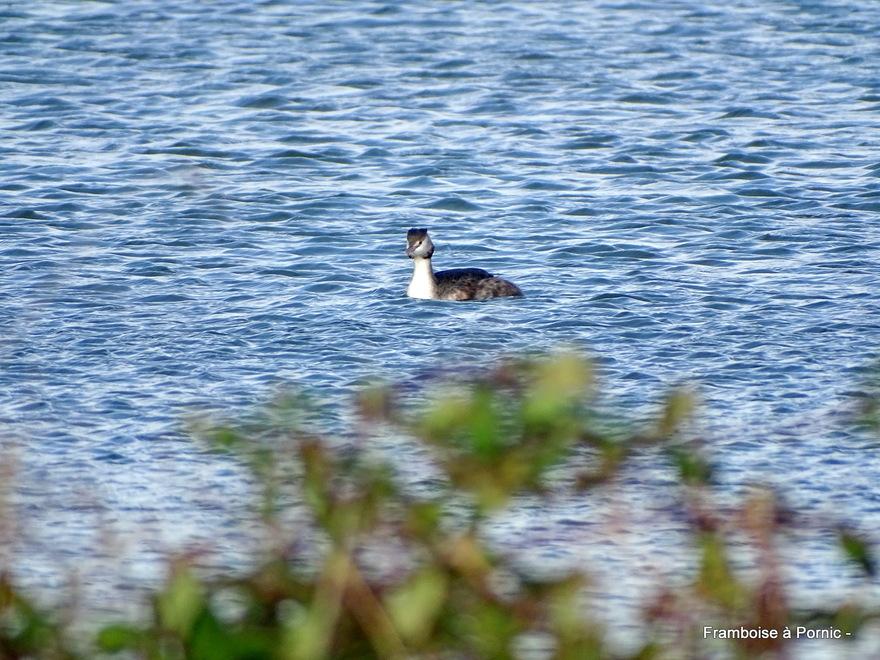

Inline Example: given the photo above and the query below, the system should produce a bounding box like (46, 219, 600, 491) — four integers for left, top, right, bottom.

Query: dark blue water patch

(714, 170, 771, 181)
(13, 118, 58, 132)
(136, 294, 193, 304)
(618, 92, 677, 105)
(279, 132, 346, 145)
(832, 201, 880, 212)
(140, 145, 251, 161)
(267, 148, 353, 164)
(520, 179, 571, 191)
(557, 243, 663, 261)
(393, 176, 441, 189)
(419, 196, 482, 211)
(719, 107, 782, 119)
(358, 147, 393, 159)
(714, 152, 774, 165)
(3, 208, 53, 220)
(69, 282, 132, 295)
(681, 128, 731, 143)
(790, 159, 864, 170)
(588, 164, 658, 176)
(649, 70, 702, 83)
(559, 134, 619, 150)
(733, 186, 792, 198)
(57, 183, 141, 196)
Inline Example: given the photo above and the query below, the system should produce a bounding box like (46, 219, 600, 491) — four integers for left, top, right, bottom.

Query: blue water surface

(2, 0, 880, 655)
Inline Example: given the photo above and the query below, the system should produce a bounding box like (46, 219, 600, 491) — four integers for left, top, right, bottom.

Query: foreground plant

(3, 352, 876, 659)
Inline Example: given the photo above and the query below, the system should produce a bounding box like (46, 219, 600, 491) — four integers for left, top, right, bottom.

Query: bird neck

(407, 256, 438, 299)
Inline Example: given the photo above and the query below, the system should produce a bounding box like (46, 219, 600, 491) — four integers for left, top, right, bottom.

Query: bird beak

(405, 244, 417, 258)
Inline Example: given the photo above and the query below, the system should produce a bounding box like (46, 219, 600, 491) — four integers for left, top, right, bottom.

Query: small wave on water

(2, 0, 880, 652)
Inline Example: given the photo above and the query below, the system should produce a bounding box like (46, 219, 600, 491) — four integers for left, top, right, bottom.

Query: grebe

(405, 228, 523, 301)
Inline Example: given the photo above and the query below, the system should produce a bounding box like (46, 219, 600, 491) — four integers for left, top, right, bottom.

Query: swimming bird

(405, 228, 523, 300)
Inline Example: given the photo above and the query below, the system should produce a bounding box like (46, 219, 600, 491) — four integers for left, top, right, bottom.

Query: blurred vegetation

(2, 351, 879, 659)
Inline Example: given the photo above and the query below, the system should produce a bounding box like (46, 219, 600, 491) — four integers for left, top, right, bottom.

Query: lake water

(2, 0, 880, 655)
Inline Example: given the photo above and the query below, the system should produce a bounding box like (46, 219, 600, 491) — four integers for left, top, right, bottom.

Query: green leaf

(839, 527, 877, 577)
(96, 624, 143, 652)
(386, 568, 448, 644)
(157, 564, 206, 637)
